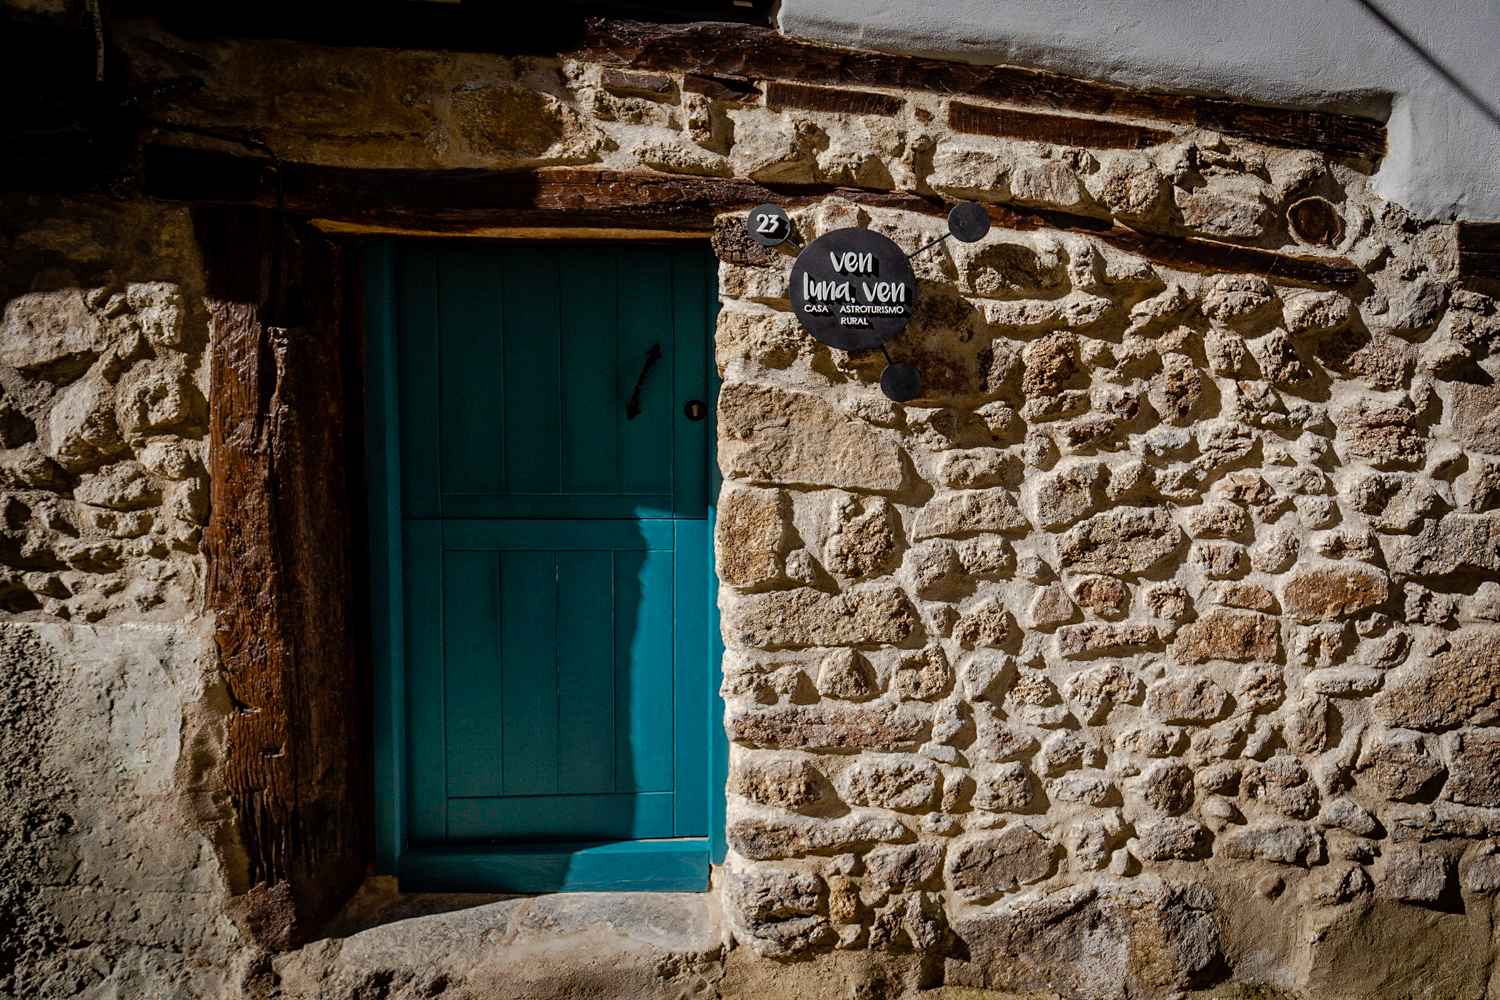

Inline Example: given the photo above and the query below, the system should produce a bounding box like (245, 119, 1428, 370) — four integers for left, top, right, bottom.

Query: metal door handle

(625, 343, 662, 420)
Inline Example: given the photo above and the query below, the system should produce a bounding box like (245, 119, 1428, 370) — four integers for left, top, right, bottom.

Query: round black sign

(789, 228, 916, 352)
(880, 362, 923, 402)
(745, 204, 793, 247)
(948, 201, 991, 243)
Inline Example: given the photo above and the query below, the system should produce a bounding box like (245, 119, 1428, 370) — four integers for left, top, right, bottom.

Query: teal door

(364, 241, 724, 892)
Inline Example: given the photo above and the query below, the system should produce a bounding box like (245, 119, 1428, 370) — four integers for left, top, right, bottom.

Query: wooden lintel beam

(577, 19, 1386, 160)
(1457, 221, 1500, 279)
(146, 145, 1357, 285)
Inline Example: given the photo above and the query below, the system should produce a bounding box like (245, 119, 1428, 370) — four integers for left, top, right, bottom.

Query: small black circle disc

(948, 201, 991, 243)
(880, 362, 922, 402)
(746, 204, 793, 247)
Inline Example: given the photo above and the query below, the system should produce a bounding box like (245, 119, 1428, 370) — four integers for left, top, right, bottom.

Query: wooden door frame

(361, 238, 728, 893)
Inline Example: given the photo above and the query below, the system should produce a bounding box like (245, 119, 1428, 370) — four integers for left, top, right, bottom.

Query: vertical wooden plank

(672, 519, 710, 837)
(556, 549, 617, 794)
(443, 549, 504, 798)
(617, 542, 674, 793)
(501, 550, 560, 795)
(395, 243, 442, 518)
(501, 244, 562, 495)
(363, 241, 406, 874)
(559, 245, 620, 495)
(197, 205, 366, 945)
(671, 244, 712, 519)
(437, 244, 507, 498)
(403, 520, 447, 842)
(615, 245, 674, 503)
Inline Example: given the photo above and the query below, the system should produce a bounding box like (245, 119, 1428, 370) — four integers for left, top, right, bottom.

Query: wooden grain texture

(980, 201, 1360, 285)
(195, 205, 366, 949)
(765, 81, 903, 116)
(682, 73, 760, 102)
(1457, 221, 1500, 278)
(600, 68, 673, 95)
(154, 147, 1359, 285)
(949, 100, 1173, 149)
(577, 19, 1386, 159)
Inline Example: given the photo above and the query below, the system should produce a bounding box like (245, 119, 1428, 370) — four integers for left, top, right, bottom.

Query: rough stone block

(1056, 507, 1182, 576)
(1441, 729, 1500, 807)
(1375, 845, 1449, 902)
(911, 489, 1028, 539)
(837, 755, 941, 812)
(1172, 609, 1280, 663)
(723, 586, 919, 649)
(1376, 627, 1500, 730)
(719, 383, 908, 492)
(1280, 562, 1388, 621)
(945, 828, 1055, 899)
(727, 809, 909, 860)
(1218, 822, 1324, 865)
(945, 879, 1219, 1000)
(726, 703, 925, 752)
(0, 289, 110, 370)
(1145, 674, 1228, 723)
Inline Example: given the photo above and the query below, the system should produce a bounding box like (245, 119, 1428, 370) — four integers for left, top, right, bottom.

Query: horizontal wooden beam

(766, 81, 904, 117)
(949, 101, 1173, 149)
(1457, 221, 1500, 279)
(577, 19, 1386, 160)
(143, 144, 1358, 285)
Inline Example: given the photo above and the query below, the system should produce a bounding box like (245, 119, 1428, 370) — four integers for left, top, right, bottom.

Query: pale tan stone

(715, 486, 788, 587)
(720, 383, 909, 492)
(727, 702, 925, 752)
(1280, 562, 1388, 621)
(1376, 627, 1500, 730)
(1057, 508, 1182, 575)
(730, 755, 827, 810)
(1172, 609, 1280, 663)
(0, 289, 109, 370)
(911, 489, 1028, 539)
(723, 585, 919, 649)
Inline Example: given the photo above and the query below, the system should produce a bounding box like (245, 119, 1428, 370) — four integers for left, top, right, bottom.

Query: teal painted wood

(616, 246, 675, 503)
(671, 244, 712, 519)
(617, 543, 675, 794)
(437, 244, 508, 497)
(448, 790, 675, 842)
(364, 242, 407, 875)
(369, 240, 723, 889)
(672, 518, 710, 837)
(402, 519, 447, 842)
(445, 518, 675, 550)
(501, 244, 563, 496)
(555, 549, 617, 794)
(395, 243, 441, 519)
(442, 550, 503, 799)
(705, 310, 728, 865)
(399, 839, 710, 893)
(500, 548, 560, 797)
(559, 244, 620, 495)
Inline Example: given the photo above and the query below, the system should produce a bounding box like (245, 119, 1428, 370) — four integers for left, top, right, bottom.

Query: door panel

(380, 241, 717, 867)
(404, 242, 702, 520)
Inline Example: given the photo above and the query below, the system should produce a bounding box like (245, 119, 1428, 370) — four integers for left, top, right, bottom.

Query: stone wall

(0, 196, 242, 997)
(2, 10, 1499, 999)
(708, 122, 1500, 1000)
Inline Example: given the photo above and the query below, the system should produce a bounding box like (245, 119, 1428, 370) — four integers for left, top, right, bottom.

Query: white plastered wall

(777, 0, 1500, 222)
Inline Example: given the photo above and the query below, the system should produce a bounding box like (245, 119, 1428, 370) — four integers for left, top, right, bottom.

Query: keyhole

(684, 400, 707, 421)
